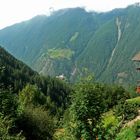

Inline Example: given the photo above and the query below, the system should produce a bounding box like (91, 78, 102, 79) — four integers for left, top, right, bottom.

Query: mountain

(0, 46, 38, 91)
(0, 8, 100, 79)
(0, 4, 140, 85)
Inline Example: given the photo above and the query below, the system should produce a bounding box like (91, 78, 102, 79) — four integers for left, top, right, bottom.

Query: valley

(0, 3, 140, 140)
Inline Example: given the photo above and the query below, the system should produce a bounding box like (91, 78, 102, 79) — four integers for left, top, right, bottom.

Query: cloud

(0, 0, 140, 29)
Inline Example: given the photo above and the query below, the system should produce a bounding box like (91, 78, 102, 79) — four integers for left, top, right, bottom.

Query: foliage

(102, 110, 118, 129)
(0, 47, 71, 139)
(19, 84, 46, 107)
(126, 96, 140, 106)
(0, 114, 25, 140)
(102, 111, 119, 140)
(17, 106, 55, 140)
(15, 84, 57, 140)
(0, 47, 71, 116)
(0, 88, 25, 140)
(116, 127, 136, 140)
(0, 89, 18, 118)
(59, 83, 129, 140)
(115, 96, 139, 121)
(123, 102, 139, 120)
(0, 46, 38, 92)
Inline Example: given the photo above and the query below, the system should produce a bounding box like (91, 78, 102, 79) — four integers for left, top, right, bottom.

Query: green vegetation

(125, 97, 140, 119)
(0, 47, 71, 139)
(0, 113, 25, 140)
(0, 46, 140, 139)
(126, 97, 140, 105)
(56, 82, 131, 140)
(102, 110, 118, 129)
(47, 48, 74, 60)
(116, 120, 140, 140)
(116, 127, 136, 140)
(102, 110, 119, 140)
(70, 32, 79, 42)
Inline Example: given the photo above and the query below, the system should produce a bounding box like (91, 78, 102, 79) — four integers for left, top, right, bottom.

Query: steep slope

(76, 18, 118, 79)
(0, 8, 101, 78)
(0, 16, 47, 64)
(0, 5, 140, 84)
(75, 5, 140, 85)
(0, 46, 38, 91)
(100, 5, 140, 85)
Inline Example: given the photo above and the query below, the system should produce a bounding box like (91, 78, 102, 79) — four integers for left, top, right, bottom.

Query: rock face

(0, 5, 140, 84)
(132, 52, 140, 61)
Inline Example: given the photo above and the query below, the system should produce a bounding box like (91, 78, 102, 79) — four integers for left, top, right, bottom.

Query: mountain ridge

(0, 5, 140, 84)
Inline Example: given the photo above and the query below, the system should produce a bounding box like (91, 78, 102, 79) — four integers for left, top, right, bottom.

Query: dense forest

(0, 46, 140, 140)
(0, 46, 71, 139)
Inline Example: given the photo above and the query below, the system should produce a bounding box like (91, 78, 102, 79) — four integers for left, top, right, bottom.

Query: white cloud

(0, 0, 140, 29)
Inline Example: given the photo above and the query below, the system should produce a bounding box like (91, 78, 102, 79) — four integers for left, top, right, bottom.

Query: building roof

(132, 52, 140, 61)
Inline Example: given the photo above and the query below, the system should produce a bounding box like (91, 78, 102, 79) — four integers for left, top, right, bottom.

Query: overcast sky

(0, 0, 140, 29)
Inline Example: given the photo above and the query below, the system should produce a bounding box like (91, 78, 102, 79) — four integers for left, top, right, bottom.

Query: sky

(0, 0, 140, 29)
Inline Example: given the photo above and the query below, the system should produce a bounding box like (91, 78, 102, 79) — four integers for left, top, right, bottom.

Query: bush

(124, 102, 139, 120)
(0, 114, 25, 140)
(0, 89, 18, 118)
(17, 106, 55, 140)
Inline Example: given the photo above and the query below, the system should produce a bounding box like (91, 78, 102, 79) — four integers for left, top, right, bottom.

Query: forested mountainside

(0, 46, 72, 139)
(0, 4, 140, 84)
(0, 46, 71, 114)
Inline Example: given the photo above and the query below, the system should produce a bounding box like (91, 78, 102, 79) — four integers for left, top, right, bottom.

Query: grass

(70, 32, 79, 42)
(102, 110, 118, 128)
(115, 127, 136, 140)
(115, 120, 140, 140)
(47, 48, 74, 60)
(126, 96, 140, 106)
